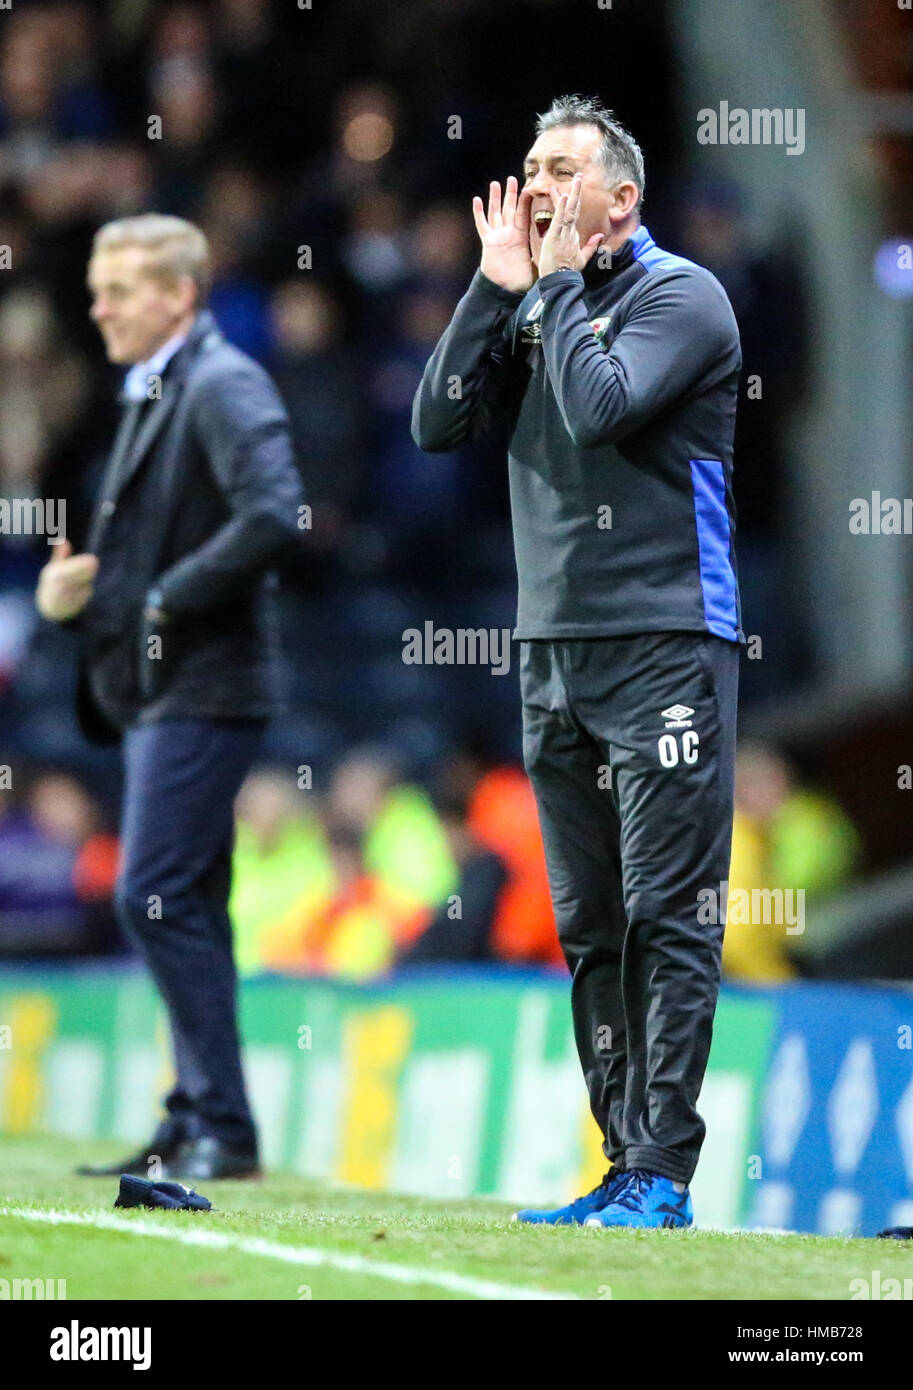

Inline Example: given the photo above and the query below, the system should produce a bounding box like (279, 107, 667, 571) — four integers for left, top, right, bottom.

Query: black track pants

(520, 631, 739, 1184)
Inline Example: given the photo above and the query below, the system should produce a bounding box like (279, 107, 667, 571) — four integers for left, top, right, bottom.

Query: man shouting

(413, 96, 742, 1228)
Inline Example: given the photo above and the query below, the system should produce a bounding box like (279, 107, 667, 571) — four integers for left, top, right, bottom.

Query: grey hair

(91, 213, 211, 302)
(535, 95, 645, 205)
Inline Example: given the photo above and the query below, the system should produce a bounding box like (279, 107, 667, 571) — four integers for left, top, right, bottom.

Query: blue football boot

(583, 1168, 693, 1229)
(512, 1168, 628, 1226)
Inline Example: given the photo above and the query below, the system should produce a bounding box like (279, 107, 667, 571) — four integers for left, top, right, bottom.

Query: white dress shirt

(122, 329, 190, 402)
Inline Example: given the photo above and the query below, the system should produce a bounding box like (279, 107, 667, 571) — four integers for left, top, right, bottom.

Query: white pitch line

(0, 1205, 578, 1302)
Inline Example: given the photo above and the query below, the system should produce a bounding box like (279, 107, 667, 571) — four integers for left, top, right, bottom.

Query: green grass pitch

(0, 1134, 903, 1301)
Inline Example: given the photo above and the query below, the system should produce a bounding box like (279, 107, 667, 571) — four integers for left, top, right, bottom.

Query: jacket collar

(164, 309, 221, 380)
(581, 222, 652, 285)
(97, 310, 223, 524)
(116, 310, 222, 405)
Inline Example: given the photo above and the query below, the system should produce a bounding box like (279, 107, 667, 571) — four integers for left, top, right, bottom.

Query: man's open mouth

(533, 210, 554, 235)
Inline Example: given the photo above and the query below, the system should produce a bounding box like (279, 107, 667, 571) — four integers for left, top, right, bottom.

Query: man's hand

(537, 174, 605, 278)
(473, 175, 535, 293)
(35, 540, 99, 622)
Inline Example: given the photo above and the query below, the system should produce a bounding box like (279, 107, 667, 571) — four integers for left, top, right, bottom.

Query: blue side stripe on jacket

(689, 458, 739, 641)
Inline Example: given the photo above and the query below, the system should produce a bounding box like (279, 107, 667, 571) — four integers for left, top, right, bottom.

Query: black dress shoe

(76, 1121, 185, 1177)
(164, 1136, 261, 1181)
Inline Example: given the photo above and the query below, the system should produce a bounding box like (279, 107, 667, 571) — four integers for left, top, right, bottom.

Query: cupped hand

(472, 175, 535, 293)
(537, 174, 605, 278)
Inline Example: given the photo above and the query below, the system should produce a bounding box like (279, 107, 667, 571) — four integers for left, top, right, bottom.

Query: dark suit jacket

(76, 310, 304, 744)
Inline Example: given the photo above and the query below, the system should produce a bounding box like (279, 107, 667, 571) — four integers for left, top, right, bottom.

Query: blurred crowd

(0, 762, 119, 954)
(0, 1, 827, 977)
(0, 744, 561, 973)
(0, 740, 869, 985)
(229, 749, 558, 978)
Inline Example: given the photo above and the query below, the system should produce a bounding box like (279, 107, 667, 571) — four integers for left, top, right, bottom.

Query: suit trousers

(115, 717, 264, 1151)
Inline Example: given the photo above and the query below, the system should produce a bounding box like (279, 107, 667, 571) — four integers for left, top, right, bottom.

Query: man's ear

(173, 274, 198, 316)
(609, 181, 641, 223)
